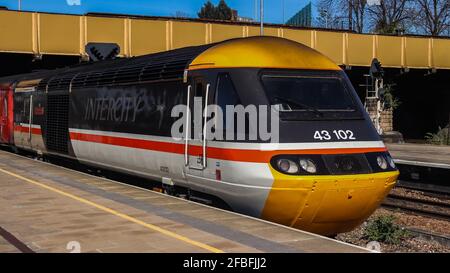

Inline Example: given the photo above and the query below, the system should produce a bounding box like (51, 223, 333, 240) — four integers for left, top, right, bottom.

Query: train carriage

(0, 71, 53, 147)
(0, 37, 399, 235)
(0, 82, 13, 145)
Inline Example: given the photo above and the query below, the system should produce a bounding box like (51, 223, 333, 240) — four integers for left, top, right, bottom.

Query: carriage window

(215, 74, 241, 111)
(215, 74, 242, 139)
(195, 82, 203, 98)
(2, 98, 7, 116)
(262, 75, 356, 112)
(23, 98, 30, 124)
(194, 81, 206, 110)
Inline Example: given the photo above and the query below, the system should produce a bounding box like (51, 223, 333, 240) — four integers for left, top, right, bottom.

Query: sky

(0, 0, 315, 24)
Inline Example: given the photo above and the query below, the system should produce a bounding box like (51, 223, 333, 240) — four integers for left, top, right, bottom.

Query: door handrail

(28, 95, 33, 142)
(202, 84, 210, 168)
(184, 85, 191, 166)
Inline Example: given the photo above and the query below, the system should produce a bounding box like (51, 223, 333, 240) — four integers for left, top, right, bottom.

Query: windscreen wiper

(274, 96, 323, 117)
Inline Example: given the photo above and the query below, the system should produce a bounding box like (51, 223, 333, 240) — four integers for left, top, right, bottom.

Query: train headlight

(377, 156, 388, 170)
(386, 155, 396, 169)
(299, 159, 317, 174)
(277, 159, 299, 174)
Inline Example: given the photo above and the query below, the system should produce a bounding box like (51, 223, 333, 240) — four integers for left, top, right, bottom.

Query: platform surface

(0, 150, 367, 253)
(387, 143, 450, 168)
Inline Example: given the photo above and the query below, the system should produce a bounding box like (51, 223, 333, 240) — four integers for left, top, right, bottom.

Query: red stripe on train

(69, 131, 387, 163)
(14, 125, 42, 135)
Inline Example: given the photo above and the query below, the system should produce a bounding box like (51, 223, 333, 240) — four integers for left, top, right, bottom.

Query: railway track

(405, 228, 450, 248)
(385, 162, 450, 222)
(396, 180, 450, 198)
(383, 193, 450, 221)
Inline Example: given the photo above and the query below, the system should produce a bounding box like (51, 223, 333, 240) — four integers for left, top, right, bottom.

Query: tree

(216, 0, 233, 20)
(352, 0, 368, 33)
(315, 0, 450, 36)
(315, 0, 368, 32)
(198, 0, 233, 21)
(315, 0, 340, 28)
(198, 1, 217, 19)
(367, 0, 412, 34)
(413, 0, 450, 36)
(174, 11, 190, 18)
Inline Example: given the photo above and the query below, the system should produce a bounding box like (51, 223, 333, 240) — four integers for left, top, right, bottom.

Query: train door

(0, 89, 7, 143)
(185, 79, 210, 173)
(24, 94, 33, 149)
(15, 91, 34, 150)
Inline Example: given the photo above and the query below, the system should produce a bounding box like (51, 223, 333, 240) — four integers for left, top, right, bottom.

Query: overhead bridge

(0, 9, 450, 70)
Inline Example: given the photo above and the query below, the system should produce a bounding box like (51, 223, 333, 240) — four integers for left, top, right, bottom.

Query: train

(0, 36, 399, 236)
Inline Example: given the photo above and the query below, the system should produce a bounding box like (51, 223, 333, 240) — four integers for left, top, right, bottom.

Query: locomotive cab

(259, 69, 398, 235)
(185, 37, 399, 235)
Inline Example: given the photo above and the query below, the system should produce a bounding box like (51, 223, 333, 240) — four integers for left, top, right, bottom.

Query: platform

(386, 143, 450, 169)
(0, 150, 367, 253)
(387, 143, 450, 169)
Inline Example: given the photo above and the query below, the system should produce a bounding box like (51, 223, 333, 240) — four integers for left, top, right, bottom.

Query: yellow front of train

(190, 36, 399, 236)
(263, 167, 398, 235)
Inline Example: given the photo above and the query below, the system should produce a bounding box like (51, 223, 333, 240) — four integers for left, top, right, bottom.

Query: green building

(286, 2, 312, 27)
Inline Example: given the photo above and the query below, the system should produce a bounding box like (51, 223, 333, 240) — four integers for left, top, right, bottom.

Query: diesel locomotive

(0, 37, 399, 235)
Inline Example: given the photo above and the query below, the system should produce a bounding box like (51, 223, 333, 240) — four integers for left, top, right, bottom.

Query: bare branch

(413, 0, 450, 36)
(367, 0, 412, 34)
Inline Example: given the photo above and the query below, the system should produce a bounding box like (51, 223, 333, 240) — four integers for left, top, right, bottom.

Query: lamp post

(18, 0, 21, 11)
(254, 0, 257, 21)
(260, 0, 264, 35)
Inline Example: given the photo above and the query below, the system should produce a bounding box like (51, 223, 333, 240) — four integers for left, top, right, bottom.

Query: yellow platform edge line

(0, 167, 224, 253)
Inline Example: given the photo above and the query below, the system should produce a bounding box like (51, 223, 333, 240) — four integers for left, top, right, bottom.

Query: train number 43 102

(314, 130, 356, 141)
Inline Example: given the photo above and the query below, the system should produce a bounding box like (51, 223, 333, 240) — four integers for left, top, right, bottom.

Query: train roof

(38, 44, 214, 92)
(0, 70, 57, 88)
(189, 36, 340, 71)
(0, 37, 340, 92)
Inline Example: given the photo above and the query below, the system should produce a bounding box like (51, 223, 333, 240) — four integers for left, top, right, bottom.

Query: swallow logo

(66, 0, 82, 6)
